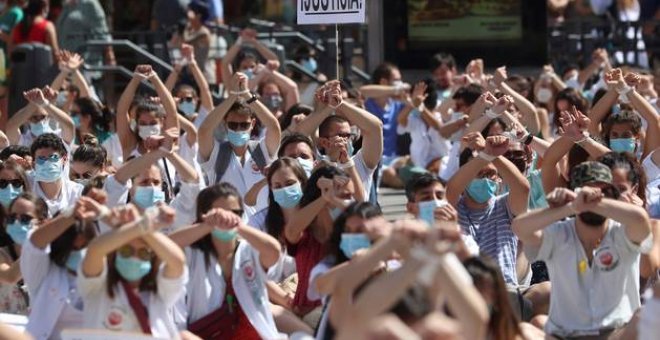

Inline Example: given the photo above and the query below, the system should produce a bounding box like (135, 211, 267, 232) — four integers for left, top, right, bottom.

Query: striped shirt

(457, 194, 519, 285)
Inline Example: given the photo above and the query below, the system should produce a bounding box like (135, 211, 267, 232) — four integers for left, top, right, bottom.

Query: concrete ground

(377, 187, 410, 221)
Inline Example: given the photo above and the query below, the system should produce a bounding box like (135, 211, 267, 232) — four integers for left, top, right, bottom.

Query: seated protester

(439, 84, 483, 182)
(7, 87, 76, 147)
(513, 161, 653, 339)
(198, 72, 281, 216)
(0, 192, 48, 315)
(404, 173, 479, 256)
(244, 134, 316, 208)
(446, 134, 530, 286)
(164, 43, 214, 129)
(588, 69, 660, 159)
(29, 133, 83, 217)
(295, 80, 382, 199)
(284, 165, 362, 325)
(70, 136, 110, 187)
(550, 88, 589, 139)
(20, 197, 99, 340)
(0, 160, 30, 209)
(359, 62, 409, 165)
(115, 64, 180, 187)
(491, 67, 543, 138)
(69, 97, 123, 169)
(310, 202, 390, 339)
(0, 145, 32, 167)
(79, 203, 187, 338)
(395, 80, 450, 182)
(169, 183, 283, 339)
(101, 133, 199, 233)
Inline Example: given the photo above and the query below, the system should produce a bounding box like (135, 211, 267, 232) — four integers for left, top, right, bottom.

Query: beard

(578, 212, 607, 227)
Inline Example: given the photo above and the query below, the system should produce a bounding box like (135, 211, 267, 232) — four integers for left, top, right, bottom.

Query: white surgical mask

(138, 124, 161, 139)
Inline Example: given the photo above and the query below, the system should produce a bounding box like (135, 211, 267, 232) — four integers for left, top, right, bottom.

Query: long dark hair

(72, 135, 107, 169)
(75, 97, 114, 135)
(327, 202, 382, 264)
(264, 158, 308, 240)
(18, 0, 47, 39)
(598, 152, 647, 205)
(49, 213, 98, 268)
(191, 183, 243, 268)
(464, 257, 522, 340)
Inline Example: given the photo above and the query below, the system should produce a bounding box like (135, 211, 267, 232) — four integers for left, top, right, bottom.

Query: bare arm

(628, 89, 660, 158)
(493, 156, 530, 216)
(237, 223, 280, 269)
(199, 95, 237, 161)
(249, 94, 282, 158)
(283, 197, 327, 244)
(178, 115, 198, 147)
(141, 232, 185, 279)
(593, 198, 651, 244)
(336, 101, 383, 169)
(169, 223, 211, 248)
(165, 151, 199, 184)
(116, 76, 142, 153)
(541, 136, 573, 193)
(114, 149, 167, 184)
(150, 73, 179, 133)
(499, 82, 541, 135)
(588, 88, 618, 135)
(30, 213, 77, 250)
(0, 261, 22, 284)
(6, 104, 36, 145)
(358, 85, 398, 99)
(188, 59, 214, 112)
(512, 202, 574, 248)
(294, 104, 334, 137)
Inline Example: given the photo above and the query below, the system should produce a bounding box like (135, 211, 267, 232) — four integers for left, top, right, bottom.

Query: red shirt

(12, 18, 49, 45)
(288, 230, 324, 314)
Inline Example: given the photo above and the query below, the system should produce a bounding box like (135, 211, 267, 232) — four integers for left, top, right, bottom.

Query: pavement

(377, 187, 410, 221)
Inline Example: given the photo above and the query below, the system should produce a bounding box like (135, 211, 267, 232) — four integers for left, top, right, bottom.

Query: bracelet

(477, 151, 496, 162)
(618, 92, 631, 104)
(97, 206, 111, 221)
(39, 100, 50, 108)
(575, 134, 590, 145)
(338, 158, 355, 169)
(484, 109, 499, 119)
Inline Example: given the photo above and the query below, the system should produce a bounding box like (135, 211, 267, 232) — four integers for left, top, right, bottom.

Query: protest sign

(297, 0, 366, 25)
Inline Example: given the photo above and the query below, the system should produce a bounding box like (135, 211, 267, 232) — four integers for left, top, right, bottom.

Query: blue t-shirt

(364, 98, 405, 157)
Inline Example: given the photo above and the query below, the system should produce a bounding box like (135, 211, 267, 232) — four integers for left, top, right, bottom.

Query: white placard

(297, 0, 366, 25)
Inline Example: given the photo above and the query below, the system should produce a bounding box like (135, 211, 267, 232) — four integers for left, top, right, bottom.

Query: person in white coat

(20, 197, 99, 340)
(169, 183, 283, 340)
(78, 202, 187, 338)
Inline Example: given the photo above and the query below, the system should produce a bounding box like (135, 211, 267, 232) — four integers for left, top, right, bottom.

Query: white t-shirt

(200, 138, 274, 215)
(402, 113, 450, 168)
(102, 133, 124, 169)
(352, 150, 376, 199)
(527, 218, 651, 337)
(30, 177, 83, 217)
(77, 261, 187, 339)
(440, 142, 461, 182)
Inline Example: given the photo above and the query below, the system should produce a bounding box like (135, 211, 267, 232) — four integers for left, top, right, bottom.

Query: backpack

(213, 140, 267, 183)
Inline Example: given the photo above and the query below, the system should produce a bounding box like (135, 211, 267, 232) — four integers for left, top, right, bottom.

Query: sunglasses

(226, 122, 251, 131)
(35, 154, 61, 165)
(330, 133, 356, 141)
(0, 179, 23, 189)
(180, 97, 194, 103)
(71, 172, 96, 180)
(7, 213, 33, 224)
(117, 245, 153, 261)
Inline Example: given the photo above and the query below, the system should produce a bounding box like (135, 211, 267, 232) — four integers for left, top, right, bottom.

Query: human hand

(623, 72, 641, 88)
(462, 132, 486, 151)
(545, 187, 577, 209)
(484, 135, 510, 156)
(202, 207, 242, 230)
(493, 66, 507, 87)
(23, 88, 48, 106)
(573, 186, 603, 213)
(410, 81, 428, 108)
(557, 106, 590, 141)
(134, 64, 155, 80)
(240, 28, 258, 43)
(41, 86, 58, 102)
(181, 44, 195, 64)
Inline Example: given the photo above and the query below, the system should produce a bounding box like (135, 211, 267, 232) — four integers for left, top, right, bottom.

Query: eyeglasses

(226, 122, 251, 131)
(231, 209, 244, 217)
(7, 213, 33, 224)
(71, 172, 96, 180)
(0, 179, 23, 189)
(35, 154, 61, 165)
(117, 245, 153, 261)
(330, 133, 356, 141)
(180, 97, 194, 103)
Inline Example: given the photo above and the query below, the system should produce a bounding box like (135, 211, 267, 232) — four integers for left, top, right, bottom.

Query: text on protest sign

(297, 0, 366, 25)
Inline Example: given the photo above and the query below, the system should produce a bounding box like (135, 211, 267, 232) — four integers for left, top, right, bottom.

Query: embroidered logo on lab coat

(104, 305, 128, 330)
(251, 160, 261, 174)
(243, 260, 256, 281)
(594, 246, 620, 271)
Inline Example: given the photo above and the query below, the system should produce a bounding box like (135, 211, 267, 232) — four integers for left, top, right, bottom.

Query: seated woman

(170, 183, 282, 339)
(79, 202, 186, 338)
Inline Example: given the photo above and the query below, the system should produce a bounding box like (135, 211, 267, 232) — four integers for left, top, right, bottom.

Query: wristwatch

(523, 134, 534, 145)
(246, 91, 258, 104)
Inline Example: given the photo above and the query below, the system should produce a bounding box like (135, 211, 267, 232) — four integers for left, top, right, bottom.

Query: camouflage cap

(569, 161, 613, 190)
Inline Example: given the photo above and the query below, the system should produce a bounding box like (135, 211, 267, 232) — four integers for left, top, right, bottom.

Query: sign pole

(335, 24, 340, 80)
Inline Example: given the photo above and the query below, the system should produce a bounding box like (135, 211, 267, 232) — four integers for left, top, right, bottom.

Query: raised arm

(116, 67, 148, 153)
(182, 44, 213, 112)
(6, 103, 36, 145)
(24, 88, 75, 144)
(625, 73, 660, 158)
(237, 222, 280, 268)
(29, 209, 78, 250)
(592, 196, 652, 244)
(283, 196, 327, 244)
(113, 149, 167, 185)
(245, 78, 282, 157)
(199, 94, 237, 161)
(493, 152, 530, 216)
(149, 67, 179, 133)
(493, 67, 541, 135)
(141, 231, 185, 279)
(512, 187, 576, 248)
(177, 114, 198, 147)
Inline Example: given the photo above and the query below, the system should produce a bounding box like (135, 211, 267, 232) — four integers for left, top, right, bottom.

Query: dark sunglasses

(7, 213, 33, 224)
(180, 97, 194, 103)
(117, 245, 153, 261)
(331, 132, 356, 141)
(35, 154, 61, 165)
(0, 179, 23, 189)
(226, 122, 251, 131)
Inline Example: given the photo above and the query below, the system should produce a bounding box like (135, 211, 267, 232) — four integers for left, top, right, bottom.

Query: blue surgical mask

(179, 101, 196, 116)
(243, 68, 254, 80)
(609, 138, 636, 153)
(72, 115, 81, 128)
(347, 140, 354, 157)
(30, 119, 51, 137)
(340, 233, 371, 258)
(114, 254, 152, 281)
(297, 157, 314, 177)
(211, 228, 238, 242)
(56, 91, 68, 107)
(227, 129, 250, 147)
(302, 57, 317, 73)
(273, 182, 303, 209)
(34, 158, 62, 183)
(66, 249, 84, 272)
(0, 184, 21, 207)
(264, 95, 283, 111)
(6, 221, 32, 245)
(418, 200, 447, 227)
(466, 178, 498, 204)
(133, 186, 166, 209)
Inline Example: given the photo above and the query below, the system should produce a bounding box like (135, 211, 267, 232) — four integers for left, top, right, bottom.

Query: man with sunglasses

(513, 161, 653, 339)
(29, 133, 83, 217)
(199, 72, 281, 215)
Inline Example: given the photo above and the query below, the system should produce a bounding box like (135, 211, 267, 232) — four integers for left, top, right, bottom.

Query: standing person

(513, 161, 653, 339)
(150, 0, 189, 31)
(0, 0, 24, 122)
(175, 0, 214, 84)
(55, 0, 114, 66)
(79, 203, 187, 338)
(9, 0, 58, 59)
(429, 52, 457, 104)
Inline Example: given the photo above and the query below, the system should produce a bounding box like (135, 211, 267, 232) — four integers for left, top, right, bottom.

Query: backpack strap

(247, 140, 267, 170)
(213, 141, 235, 184)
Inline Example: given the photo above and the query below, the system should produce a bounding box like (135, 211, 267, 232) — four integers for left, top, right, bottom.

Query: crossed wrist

(477, 151, 496, 162)
(574, 133, 590, 144)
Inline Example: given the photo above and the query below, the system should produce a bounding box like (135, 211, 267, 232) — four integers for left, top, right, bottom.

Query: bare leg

(525, 281, 552, 316)
(271, 303, 314, 335)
